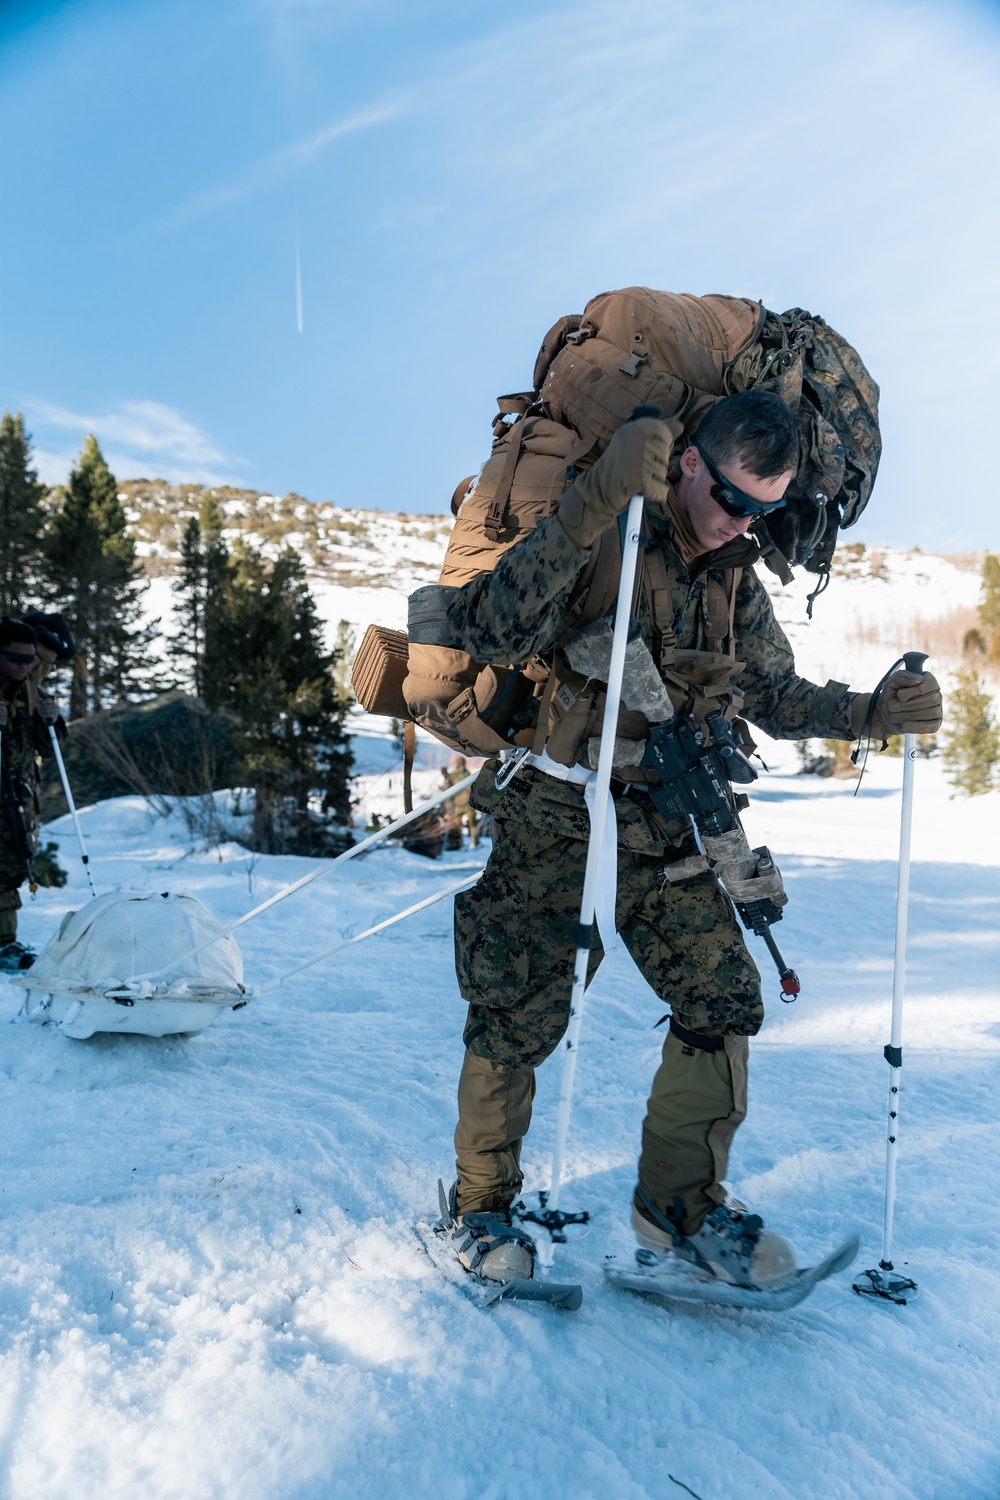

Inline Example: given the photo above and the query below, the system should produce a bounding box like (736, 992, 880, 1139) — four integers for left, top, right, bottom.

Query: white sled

(10, 890, 248, 1039)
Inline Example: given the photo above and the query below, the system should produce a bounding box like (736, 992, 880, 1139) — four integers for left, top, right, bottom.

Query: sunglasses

(0, 649, 36, 665)
(694, 442, 789, 520)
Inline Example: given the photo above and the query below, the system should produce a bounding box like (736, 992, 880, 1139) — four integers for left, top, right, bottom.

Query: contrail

(294, 217, 304, 334)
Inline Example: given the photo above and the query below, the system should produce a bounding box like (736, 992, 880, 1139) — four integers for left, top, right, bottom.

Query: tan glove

(849, 670, 943, 740)
(558, 415, 682, 551)
(38, 697, 60, 725)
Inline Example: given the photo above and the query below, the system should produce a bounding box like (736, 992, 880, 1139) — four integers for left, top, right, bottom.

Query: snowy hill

(3, 754, 999, 1497)
(3, 503, 998, 1499)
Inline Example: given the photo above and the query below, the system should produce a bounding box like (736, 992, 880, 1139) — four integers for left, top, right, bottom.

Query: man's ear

(679, 444, 699, 477)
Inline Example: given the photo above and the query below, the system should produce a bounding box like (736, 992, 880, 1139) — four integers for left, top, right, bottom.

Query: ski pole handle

(902, 651, 928, 677)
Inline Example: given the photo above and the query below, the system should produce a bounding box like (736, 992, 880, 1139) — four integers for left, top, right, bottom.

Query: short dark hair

(694, 390, 799, 479)
(0, 616, 37, 648)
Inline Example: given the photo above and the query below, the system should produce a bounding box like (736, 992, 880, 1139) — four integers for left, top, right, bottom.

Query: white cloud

(151, 99, 400, 233)
(26, 400, 243, 487)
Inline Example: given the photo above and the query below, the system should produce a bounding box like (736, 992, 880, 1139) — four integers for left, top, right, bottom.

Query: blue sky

(2, 0, 998, 549)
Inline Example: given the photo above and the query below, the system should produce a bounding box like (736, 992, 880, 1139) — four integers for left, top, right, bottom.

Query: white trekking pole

(47, 723, 98, 899)
(543, 489, 645, 1233)
(854, 650, 928, 1305)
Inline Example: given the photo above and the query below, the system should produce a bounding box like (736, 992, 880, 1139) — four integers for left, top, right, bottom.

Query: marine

(439, 390, 942, 1287)
(0, 616, 66, 970)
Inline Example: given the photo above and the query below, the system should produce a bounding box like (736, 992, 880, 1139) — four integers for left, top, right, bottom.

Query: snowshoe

(633, 1196, 797, 1288)
(0, 939, 36, 972)
(441, 1179, 536, 1283)
(606, 1193, 859, 1311)
(418, 1180, 582, 1310)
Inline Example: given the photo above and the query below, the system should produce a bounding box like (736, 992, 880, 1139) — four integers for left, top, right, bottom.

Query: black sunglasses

(694, 442, 789, 520)
(0, 648, 36, 665)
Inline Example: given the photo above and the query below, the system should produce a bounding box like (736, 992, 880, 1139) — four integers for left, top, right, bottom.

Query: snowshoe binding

(419, 1180, 582, 1310)
(0, 939, 36, 972)
(604, 1190, 858, 1311)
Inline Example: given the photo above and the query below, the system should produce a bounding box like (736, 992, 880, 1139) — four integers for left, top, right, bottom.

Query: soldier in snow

(0, 617, 65, 970)
(439, 391, 942, 1290)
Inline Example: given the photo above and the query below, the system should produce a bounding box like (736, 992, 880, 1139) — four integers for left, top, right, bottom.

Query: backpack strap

(641, 540, 676, 672)
(483, 421, 527, 542)
(484, 420, 594, 542)
(403, 719, 415, 814)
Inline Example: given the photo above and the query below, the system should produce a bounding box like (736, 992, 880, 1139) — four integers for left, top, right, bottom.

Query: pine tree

(204, 540, 353, 850)
(41, 434, 151, 714)
(942, 669, 1000, 797)
(331, 619, 356, 702)
(170, 495, 228, 696)
(978, 555, 1000, 632)
(0, 410, 46, 616)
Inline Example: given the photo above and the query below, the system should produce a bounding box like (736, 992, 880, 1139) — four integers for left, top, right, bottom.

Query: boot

(632, 1191, 796, 1289)
(438, 1179, 536, 1284)
(0, 939, 36, 972)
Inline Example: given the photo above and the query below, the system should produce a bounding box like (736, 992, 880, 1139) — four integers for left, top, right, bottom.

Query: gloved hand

(558, 415, 682, 551)
(0, 702, 7, 728)
(38, 698, 60, 725)
(849, 669, 943, 740)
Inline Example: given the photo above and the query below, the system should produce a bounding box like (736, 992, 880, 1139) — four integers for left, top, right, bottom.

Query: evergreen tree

(978, 554, 1000, 632)
(0, 410, 46, 616)
(205, 540, 353, 850)
(41, 434, 151, 714)
(942, 669, 1000, 797)
(331, 619, 356, 702)
(170, 494, 228, 696)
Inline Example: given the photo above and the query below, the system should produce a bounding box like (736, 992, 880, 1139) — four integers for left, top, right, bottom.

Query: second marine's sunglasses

(694, 442, 789, 520)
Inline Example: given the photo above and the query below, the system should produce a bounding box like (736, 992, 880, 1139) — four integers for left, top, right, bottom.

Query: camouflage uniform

(0, 681, 53, 942)
(445, 500, 861, 1230)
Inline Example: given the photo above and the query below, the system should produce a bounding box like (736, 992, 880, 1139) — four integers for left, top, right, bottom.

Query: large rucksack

(355, 287, 880, 755)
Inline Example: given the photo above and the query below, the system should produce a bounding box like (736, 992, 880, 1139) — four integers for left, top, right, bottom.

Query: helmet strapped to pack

(728, 307, 881, 609)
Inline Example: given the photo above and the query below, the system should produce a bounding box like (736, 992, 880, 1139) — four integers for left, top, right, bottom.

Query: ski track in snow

(2, 551, 999, 1499)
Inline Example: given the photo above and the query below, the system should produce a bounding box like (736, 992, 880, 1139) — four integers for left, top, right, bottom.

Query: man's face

(0, 643, 37, 687)
(676, 445, 795, 552)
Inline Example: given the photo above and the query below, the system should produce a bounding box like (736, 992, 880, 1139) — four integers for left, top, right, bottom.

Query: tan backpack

(352, 286, 878, 756)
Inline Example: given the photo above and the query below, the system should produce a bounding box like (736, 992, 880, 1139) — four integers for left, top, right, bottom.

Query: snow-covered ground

(2, 731, 999, 1499)
(3, 540, 998, 1498)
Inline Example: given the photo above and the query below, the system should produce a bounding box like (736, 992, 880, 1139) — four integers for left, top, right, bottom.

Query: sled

(10, 889, 248, 1039)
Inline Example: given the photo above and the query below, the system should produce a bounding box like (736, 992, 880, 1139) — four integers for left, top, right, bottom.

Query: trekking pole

(47, 724, 98, 899)
(853, 650, 927, 1305)
(545, 490, 646, 1225)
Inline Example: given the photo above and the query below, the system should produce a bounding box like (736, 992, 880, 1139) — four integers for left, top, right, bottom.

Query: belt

(516, 749, 620, 953)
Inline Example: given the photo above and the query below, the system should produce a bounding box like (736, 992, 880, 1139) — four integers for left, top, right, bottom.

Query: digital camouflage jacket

(446, 503, 859, 745)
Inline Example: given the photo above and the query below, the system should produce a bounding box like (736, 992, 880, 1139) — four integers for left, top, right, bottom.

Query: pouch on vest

(403, 585, 533, 755)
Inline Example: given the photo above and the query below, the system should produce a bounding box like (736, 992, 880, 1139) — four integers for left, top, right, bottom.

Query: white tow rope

(130, 770, 479, 985)
(257, 872, 480, 994)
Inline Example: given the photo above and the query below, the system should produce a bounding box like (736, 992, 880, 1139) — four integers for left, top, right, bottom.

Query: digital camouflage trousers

(451, 768, 764, 1226)
(0, 810, 38, 942)
(455, 799, 763, 1071)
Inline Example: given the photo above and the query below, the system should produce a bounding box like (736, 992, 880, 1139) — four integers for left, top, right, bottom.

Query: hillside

(118, 479, 451, 591)
(120, 479, 986, 712)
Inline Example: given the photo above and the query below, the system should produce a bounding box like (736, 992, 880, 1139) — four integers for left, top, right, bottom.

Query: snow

(3, 546, 998, 1499)
(2, 754, 998, 1497)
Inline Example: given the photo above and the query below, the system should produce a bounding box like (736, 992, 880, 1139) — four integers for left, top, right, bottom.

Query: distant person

(23, 611, 76, 689)
(0, 617, 64, 970)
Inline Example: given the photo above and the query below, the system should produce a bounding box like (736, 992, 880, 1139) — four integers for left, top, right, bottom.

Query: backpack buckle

(494, 746, 530, 790)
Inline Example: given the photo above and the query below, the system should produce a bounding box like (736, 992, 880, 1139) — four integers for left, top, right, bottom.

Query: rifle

(639, 707, 800, 999)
